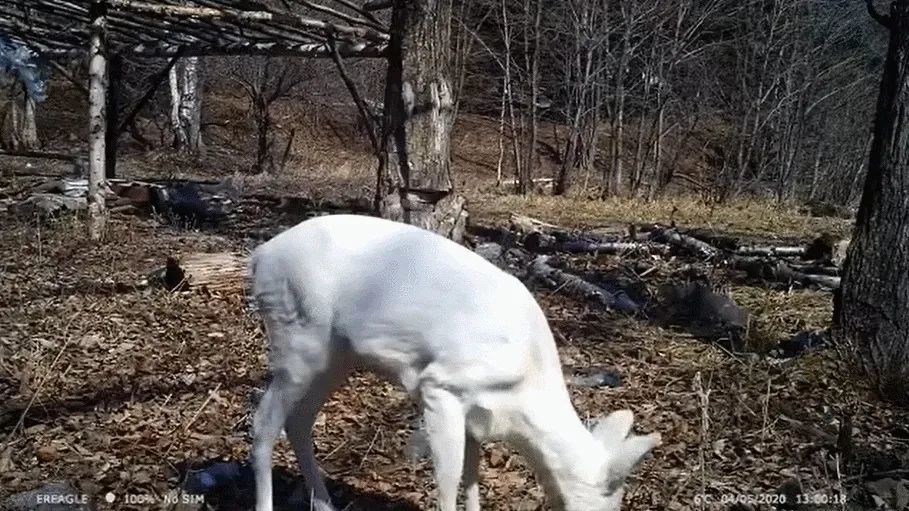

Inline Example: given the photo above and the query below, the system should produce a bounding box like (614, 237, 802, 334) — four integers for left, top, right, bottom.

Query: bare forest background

(6, 2, 909, 509)
(1, 0, 886, 209)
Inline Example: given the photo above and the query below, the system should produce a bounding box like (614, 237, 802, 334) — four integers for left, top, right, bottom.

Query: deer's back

(250, 215, 551, 396)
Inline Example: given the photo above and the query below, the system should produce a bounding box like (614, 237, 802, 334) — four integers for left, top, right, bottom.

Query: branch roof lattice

(0, 0, 390, 59)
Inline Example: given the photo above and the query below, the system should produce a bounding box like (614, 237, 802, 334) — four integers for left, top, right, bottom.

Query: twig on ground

(182, 382, 223, 434)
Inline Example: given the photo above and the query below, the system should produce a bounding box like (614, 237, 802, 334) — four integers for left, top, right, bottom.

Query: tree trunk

(169, 56, 203, 154)
(2, 84, 39, 151)
(87, 1, 109, 241)
(105, 56, 122, 179)
(253, 96, 271, 173)
(835, 1, 909, 405)
(376, 0, 467, 242)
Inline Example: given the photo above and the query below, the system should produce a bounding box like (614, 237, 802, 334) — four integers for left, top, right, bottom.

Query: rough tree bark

(376, 0, 467, 242)
(835, 0, 909, 405)
(169, 56, 203, 154)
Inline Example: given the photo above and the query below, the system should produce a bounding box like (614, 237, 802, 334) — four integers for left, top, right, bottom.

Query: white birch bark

(169, 56, 203, 153)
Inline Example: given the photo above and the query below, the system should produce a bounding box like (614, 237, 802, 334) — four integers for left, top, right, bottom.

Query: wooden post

(88, 0, 109, 240)
(105, 54, 121, 179)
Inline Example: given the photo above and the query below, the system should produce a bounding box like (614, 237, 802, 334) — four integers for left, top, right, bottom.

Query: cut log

(786, 262, 840, 277)
(558, 240, 669, 255)
(649, 225, 720, 259)
(505, 215, 666, 255)
(731, 257, 840, 290)
(735, 245, 806, 257)
(147, 252, 248, 293)
(682, 228, 740, 251)
(509, 212, 562, 234)
(501, 177, 555, 186)
(528, 255, 640, 313)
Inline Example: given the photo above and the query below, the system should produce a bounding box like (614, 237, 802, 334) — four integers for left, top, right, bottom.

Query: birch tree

(169, 56, 203, 154)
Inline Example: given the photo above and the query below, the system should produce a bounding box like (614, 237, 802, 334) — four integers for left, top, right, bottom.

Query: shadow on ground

(174, 459, 421, 511)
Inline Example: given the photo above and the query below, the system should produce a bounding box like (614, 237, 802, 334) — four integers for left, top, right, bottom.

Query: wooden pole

(88, 0, 109, 241)
(105, 54, 122, 179)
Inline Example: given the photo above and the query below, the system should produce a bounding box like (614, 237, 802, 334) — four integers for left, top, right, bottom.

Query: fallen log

(786, 262, 840, 277)
(649, 225, 720, 259)
(501, 177, 554, 190)
(528, 255, 640, 313)
(731, 257, 840, 290)
(735, 245, 807, 257)
(509, 212, 563, 234)
(519, 231, 668, 256)
(507, 214, 665, 255)
(559, 240, 669, 255)
(682, 228, 741, 251)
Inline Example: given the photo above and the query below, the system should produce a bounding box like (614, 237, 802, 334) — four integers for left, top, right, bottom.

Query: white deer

(247, 214, 660, 511)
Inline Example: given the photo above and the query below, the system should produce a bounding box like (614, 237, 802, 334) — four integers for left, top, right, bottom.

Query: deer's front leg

(421, 387, 466, 511)
(463, 433, 482, 511)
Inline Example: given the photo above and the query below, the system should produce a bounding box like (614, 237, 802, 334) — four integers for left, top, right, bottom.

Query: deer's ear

(600, 432, 661, 493)
(591, 409, 634, 450)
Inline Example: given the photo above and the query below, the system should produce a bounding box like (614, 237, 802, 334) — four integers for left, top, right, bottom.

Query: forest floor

(1, 106, 908, 511)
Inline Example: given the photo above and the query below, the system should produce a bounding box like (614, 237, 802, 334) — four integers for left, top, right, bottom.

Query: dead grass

(734, 287, 833, 353)
(468, 192, 852, 240)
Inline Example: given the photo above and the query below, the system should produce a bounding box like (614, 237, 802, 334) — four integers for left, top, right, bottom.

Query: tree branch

(329, 38, 381, 156)
(47, 60, 89, 96)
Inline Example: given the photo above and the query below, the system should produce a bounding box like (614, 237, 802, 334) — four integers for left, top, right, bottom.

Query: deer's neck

(509, 392, 604, 510)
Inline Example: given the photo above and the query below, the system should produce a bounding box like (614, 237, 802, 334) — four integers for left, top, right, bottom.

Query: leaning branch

(329, 38, 382, 156)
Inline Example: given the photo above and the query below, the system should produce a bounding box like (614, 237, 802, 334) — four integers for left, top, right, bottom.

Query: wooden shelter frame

(0, 0, 390, 239)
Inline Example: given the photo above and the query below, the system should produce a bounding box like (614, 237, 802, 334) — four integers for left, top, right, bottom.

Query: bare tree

(1, 82, 39, 151)
(227, 56, 309, 173)
(552, 0, 608, 195)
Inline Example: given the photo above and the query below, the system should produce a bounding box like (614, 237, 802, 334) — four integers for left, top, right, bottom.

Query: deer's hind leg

(252, 320, 335, 511)
(283, 353, 351, 511)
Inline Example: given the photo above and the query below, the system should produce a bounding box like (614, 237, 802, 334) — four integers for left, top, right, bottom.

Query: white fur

(248, 214, 660, 511)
